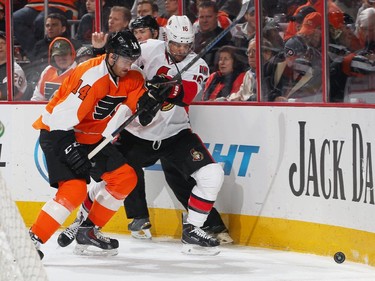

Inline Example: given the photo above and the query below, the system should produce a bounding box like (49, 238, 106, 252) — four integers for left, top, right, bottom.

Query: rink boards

(1, 104, 375, 266)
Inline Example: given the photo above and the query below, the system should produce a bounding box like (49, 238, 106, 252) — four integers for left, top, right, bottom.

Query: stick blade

(236, 0, 253, 22)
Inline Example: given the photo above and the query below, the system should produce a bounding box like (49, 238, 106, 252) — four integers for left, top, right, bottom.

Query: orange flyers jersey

(33, 55, 146, 144)
(31, 62, 77, 101)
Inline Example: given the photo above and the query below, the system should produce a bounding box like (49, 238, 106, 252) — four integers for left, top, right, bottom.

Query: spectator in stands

(130, 15, 160, 42)
(289, 5, 316, 34)
(263, 18, 284, 51)
(135, 0, 159, 19)
(76, 0, 110, 44)
(131, 0, 165, 20)
(232, 0, 255, 47)
(215, 0, 242, 21)
(131, 1, 167, 40)
(356, 0, 375, 24)
(283, 0, 342, 41)
(263, 35, 321, 101)
(0, 31, 28, 101)
(26, 13, 81, 86)
(194, 1, 233, 73)
(0, 3, 4, 32)
(330, 7, 375, 102)
(228, 38, 274, 101)
(13, 0, 79, 58)
(202, 45, 246, 101)
(275, 0, 307, 20)
(31, 37, 77, 101)
(328, 11, 361, 53)
(192, 0, 232, 33)
(297, 11, 322, 49)
(75, 45, 95, 64)
(91, 6, 133, 56)
(355, 6, 375, 48)
(108, 6, 132, 33)
(232, 0, 283, 51)
(158, 0, 179, 26)
(335, 0, 361, 22)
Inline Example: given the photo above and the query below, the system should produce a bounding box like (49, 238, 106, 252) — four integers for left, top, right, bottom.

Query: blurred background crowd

(1, 0, 375, 104)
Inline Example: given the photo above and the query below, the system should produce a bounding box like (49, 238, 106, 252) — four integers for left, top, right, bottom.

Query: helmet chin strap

(106, 53, 119, 80)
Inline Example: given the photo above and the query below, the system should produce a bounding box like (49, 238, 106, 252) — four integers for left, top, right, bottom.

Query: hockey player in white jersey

(59, 15, 226, 255)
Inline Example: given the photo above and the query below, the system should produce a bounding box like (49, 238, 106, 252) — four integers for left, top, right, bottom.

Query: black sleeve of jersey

(93, 47, 106, 56)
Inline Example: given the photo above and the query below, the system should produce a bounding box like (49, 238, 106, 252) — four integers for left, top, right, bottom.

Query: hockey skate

(29, 229, 44, 260)
(74, 225, 119, 256)
(128, 218, 152, 239)
(181, 222, 220, 256)
(202, 225, 234, 245)
(57, 213, 85, 247)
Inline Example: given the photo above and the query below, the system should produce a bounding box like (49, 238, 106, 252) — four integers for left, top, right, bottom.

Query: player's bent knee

(55, 179, 87, 211)
(192, 163, 224, 199)
(102, 164, 138, 199)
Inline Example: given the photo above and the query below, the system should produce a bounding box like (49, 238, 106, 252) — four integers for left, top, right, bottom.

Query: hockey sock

(31, 208, 62, 243)
(30, 179, 87, 242)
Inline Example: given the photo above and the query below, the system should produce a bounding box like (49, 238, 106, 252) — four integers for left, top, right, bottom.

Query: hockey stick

(88, 109, 144, 159)
(88, 0, 251, 159)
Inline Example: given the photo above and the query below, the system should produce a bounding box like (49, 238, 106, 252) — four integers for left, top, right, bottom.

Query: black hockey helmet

(130, 15, 160, 33)
(105, 30, 141, 60)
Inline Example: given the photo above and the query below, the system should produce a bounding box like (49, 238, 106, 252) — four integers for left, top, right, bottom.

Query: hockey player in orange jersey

(29, 30, 165, 259)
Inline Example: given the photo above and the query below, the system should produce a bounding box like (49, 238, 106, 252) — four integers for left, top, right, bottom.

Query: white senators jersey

(126, 39, 209, 141)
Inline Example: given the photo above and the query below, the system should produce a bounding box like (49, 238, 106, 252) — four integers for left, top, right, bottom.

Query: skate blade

(131, 229, 152, 239)
(181, 244, 220, 256)
(216, 232, 234, 245)
(73, 244, 118, 257)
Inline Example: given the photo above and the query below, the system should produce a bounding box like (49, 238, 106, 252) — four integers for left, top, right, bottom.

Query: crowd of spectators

(2, 0, 375, 103)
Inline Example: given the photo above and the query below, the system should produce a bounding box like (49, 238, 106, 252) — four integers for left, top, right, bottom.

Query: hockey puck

(334, 252, 345, 264)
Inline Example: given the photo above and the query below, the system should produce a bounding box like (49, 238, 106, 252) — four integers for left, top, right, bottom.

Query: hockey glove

(147, 75, 185, 105)
(49, 130, 92, 175)
(137, 90, 162, 126)
(61, 142, 92, 174)
(146, 75, 173, 98)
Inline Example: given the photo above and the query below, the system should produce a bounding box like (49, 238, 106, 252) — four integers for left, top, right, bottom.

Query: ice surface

(41, 233, 375, 281)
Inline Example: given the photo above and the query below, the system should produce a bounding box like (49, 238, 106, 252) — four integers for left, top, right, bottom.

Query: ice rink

(41, 232, 375, 281)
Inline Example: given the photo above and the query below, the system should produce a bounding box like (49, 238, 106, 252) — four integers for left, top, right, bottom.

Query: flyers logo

(44, 82, 61, 100)
(93, 95, 126, 120)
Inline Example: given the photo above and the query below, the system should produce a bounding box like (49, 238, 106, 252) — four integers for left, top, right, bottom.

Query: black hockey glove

(135, 75, 171, 126)
(137, 90, 162, 126)
(61, 142, 92, 174)
(50, 130, 92, 175)
(147, 75, 185, 106)
(146, 75, 173, 97)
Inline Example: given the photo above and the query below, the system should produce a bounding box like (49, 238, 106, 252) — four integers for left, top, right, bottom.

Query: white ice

(42, 232, 375, 281)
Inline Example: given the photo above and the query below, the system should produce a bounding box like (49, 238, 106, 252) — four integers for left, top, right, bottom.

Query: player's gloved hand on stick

(62, 142, 92, 174)
(146, 75, 173, 96)
(50, 130, 92, 175)
(137, 90, 162, 126)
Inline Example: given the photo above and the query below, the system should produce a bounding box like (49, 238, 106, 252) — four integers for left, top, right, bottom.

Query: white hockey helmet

(165, 15, 194, 44)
